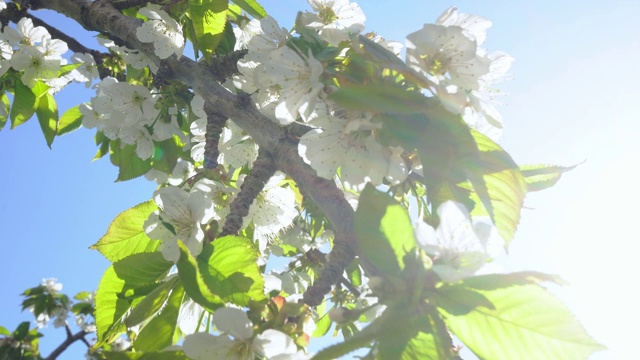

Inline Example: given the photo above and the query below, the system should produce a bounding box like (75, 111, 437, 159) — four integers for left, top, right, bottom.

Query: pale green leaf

(90, 200, 160, 262)
(35, 92, 58, 148)
(133, 282, 185, 351)
(520, 163, 577, 192)
(176, 240, 224, 312)
(198, 235, 265, 305)
(440, 284, 606, 360)
(57, 105, 83, 136)
(230, 0, 266, 18)
(112, 252, 172, 287)
(125, 276, 179, 328)
(0, 93, 9, 132)
(10, 80, 37, 128)
(329, 82, 427, 115)
(95, 266, 130, 346)
(188, 0, 228, 61)
(355, 184, 417, 277)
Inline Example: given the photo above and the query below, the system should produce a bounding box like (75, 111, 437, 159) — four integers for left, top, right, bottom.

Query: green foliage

(133, 283, 185, 351)
(355, 184, 419, 277)
(230, 0, 267, 19)
(176, 236, 265, 312)
(35, 92, 58, 148)
(520, 163, 577, 192)
(9, 80, 37, 129)
(90, 201, 160, 262)
(101, 351, 189, 360)
(56, 105, 84, 136)
(187, 0, 228, 61)
(437, 276, 606, 359)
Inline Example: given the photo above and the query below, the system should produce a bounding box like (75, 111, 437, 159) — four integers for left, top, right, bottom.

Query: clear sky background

(1, 1, 639, 359)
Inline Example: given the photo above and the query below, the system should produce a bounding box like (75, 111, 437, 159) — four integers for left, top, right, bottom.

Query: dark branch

(44, 327, 88, 360)
(220, 149, 277, 237)
(204, 49, 249, 82)
(203, 104, 227, 170)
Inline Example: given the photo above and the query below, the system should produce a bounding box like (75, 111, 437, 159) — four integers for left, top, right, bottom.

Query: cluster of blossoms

(406, 7, 513, 139)
(3, 1, 512, 357)
(25, 278, 96, 333)
(0, 18, 98, 91)
(180, 307, 308, 360)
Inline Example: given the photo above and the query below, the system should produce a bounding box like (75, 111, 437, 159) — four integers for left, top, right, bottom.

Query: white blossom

(255, 47, 324, 124)
(177, 298, 206, 335)
(10, 45, 62, 88)
(182, 307, 299, 360)
(136, 5, 184, 59)
(42, 278, 63, 295)
(414, 201, 502, 282)
(0, 39, 12, 77)
(144, 186, 215, 262)
(68, 53, 99, 87)
(218, 120, 259, 169)
(1, 18, 50, 47)
(299, 111, 407, 190)
(242, 172, 297, 254)
(300, 0, 366, 46)
(406, 23, 490, 90)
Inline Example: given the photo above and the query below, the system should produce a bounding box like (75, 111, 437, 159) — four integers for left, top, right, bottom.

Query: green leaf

(464, 131, 527, 244)
(188, 0, 228, 61)
(198, 235, 265, 305)
(151, 136, 180, 174)
(439, 284, 606, 359)
(57, 105, 83, 136)
(329, 82, 427, 115)
(112, 142, 153, 181)
(354, 184, 417, 277)
(520, 163, 577, 192)
(230, 0, 266, 18)
(133, 283, 185, 351)
(313, 310, 332, 338)
(35, 92, 58, 148)
(10, 80, 37, 128)
(95, 266, 131, 346)
(0, 325, 9, 336)
(90, 200, 160, 262)
(0, 93, 9, 132)
(103, 351, 189, 360)
(398, 332, 442, 360)
(176, 240, 224, 312)
(13, 322, 30, 341)
(113, 252, 173, 287)
(125, 275, 179, 328)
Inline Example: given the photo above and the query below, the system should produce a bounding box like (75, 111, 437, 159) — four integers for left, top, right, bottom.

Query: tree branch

(44, 327, 88, 360)
(41, 0, 362, 306)
(220, 148, 277, 237)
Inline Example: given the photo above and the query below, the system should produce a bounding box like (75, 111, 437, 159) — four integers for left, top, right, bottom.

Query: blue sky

(2, 1, 639, 358)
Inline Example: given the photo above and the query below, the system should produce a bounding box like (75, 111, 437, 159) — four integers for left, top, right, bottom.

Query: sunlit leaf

(440, 284, 606, 359)
(520, 163, 577, 192)
(188, 0, 228, 61)
(35, 92, 58, 148)
(176, 240, 224, 312)
(230, 0, 266, 18)
(198, 235, 265, 305)
(329, 82, 427, 115)
(133, 282, 185, 352)
(90, 200, 160, 262)
(95, 266, 130, 346)
(10, 80, 37, 128)
(125, 275, 178, 328)
(355, 184, 417, 277)
(113, 252, 172, 287)
(57, 105, 83, 136)
(103, 351, 189, 360)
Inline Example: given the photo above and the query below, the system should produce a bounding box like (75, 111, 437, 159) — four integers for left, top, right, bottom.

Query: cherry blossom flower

(299, 111, 408, 190)
(144, 186, 215, 262)
(136, 5, 184, 59)
(1, 18, 50, 47)
(300, 0, 366, 46)
(414, 201, 502, 282)
(182, 307, 301, 360)
(255, 46, 324, 124)
(0, 39, 12, 77)
(177, 298, 206, 335)
(10, 45, 62, 87)
(242, 172, 297, 254)
(406, 23, 490, 91)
